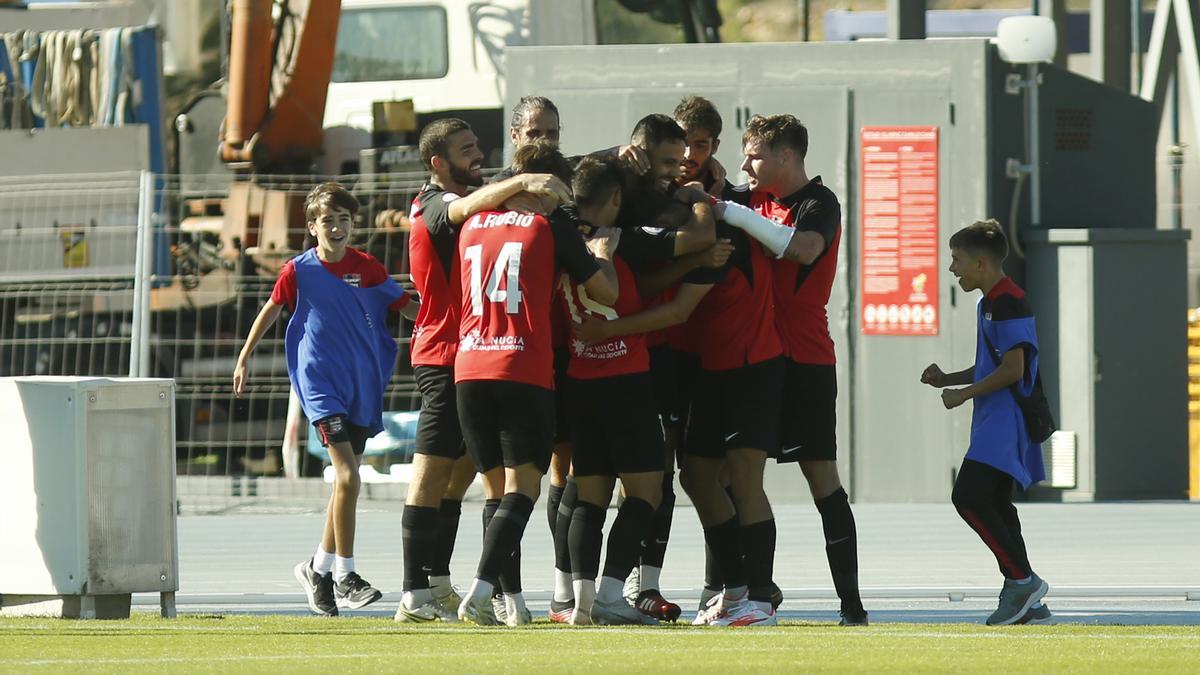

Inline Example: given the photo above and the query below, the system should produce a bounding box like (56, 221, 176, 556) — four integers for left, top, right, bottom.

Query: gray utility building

(506, 39, 1189, 503)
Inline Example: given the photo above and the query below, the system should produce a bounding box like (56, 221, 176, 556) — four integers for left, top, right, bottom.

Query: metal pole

(1029, 63, 1042, 226)
(130, 172, 148, 377)
(1133, 0, 1143, 91)
(139, 172, 154, 377)
(1171, 73, 1182, 230)
(801, 0, 810, 41)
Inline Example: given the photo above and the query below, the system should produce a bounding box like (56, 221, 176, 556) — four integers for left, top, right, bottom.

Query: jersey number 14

(465, 242, 523, 315)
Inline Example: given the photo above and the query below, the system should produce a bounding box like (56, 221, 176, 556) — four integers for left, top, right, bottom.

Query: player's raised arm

(582, 226, 621, 306)
(449, 173, 570, 225)
(717, 199, 826, 264)
(635, 239, 733, 299)
(575, 282, 711, 345)
(670, 194, 717, 256)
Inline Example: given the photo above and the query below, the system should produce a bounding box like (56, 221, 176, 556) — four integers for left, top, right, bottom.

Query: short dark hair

(949, 219, 1009, 263)
(743, 114, 808, 159)
(572, 156, 624, 209)
(673, 96, 722, 139)
(511, 138, 573, 184)
(304, 182, 358, 222)
(419, 118, 472, 171)
(630, 113, 686, 150)
(510, 95, 559, 131)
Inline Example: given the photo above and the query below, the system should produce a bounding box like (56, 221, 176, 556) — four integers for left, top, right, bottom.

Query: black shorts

(566, 372, 665, 477)
(671, 349, 701, 430)
(553, 348, 571, 445)
(684, 357, 784, 458)
(778, 360, 837, 463)
(652, 343, 681, 422)
(457, 379, 555, 474)
(313, 414, 371, 456)
(413, 365, 465, 459)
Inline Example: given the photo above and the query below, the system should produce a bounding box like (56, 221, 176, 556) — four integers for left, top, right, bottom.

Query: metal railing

(0, 171, 447, 494)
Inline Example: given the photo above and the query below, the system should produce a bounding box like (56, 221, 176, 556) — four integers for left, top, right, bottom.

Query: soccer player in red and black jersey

(715, 114, 868, 626)
(577, 209, 783, 629)
(675, 95, 729, 198)
(455, 141, 620, 626)
(397, 118, 571, 623)
(557, 156, 697, 625)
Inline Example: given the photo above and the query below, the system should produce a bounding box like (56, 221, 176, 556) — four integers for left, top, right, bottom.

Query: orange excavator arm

(221, 0, 342, 170)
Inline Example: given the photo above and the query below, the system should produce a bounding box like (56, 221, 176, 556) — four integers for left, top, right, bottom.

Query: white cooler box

(0, 377, 178, 619)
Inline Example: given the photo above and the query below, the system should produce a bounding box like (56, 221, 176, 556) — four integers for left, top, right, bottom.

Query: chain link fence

(0, 170, 462, 508)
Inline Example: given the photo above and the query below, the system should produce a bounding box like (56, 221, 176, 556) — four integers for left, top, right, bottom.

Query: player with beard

(675, 95, 728, 197)
(607, 113, 736, 622)
(575, 201, 784, 627)
(714, 114, 868, 626)
(397, 118, 570, 623)
(497, 103, 717, 623)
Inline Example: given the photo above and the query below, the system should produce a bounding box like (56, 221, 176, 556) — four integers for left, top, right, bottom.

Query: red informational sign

(860, 126, 939, 336)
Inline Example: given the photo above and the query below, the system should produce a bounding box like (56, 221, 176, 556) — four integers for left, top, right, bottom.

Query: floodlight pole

(1092, 0, 1133, 91)
(887, 0, 925, 39)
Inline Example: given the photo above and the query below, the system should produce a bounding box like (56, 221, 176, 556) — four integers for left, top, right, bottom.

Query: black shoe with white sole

(294, 559, 338, 616)
(334, 572, 383, 610)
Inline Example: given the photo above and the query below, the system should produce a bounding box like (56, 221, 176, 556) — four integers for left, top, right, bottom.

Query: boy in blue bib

(235, 183, 419, 616)
(921, 219, 1051, 626)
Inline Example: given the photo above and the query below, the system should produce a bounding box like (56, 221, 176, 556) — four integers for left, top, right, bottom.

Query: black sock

(702, 516, 746, 589)
(430, 498, 462, 578)
(602, 496, 655, 581)
(741, 519, 777, 603)
(499, 543, 523, 594)
(703, 486, 736, 591)
(482, 498, 501, 536)
(568, 502, 606, 582)
(815, 487, 863, 614)
(703, 542, 724, 591)
(476, 493, 534, 587)
(401, 505, 438, 592)
(554, 477, 578, 574)
(547, 482, 565, 536)
(482, 497, 501, 590)
(640, 473, 675, 570)
(484, 497, 521, 594)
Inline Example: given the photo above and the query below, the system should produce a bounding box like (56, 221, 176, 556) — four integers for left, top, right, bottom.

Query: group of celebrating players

(396, 94, 866, 628)
(238, 94, 868, 628)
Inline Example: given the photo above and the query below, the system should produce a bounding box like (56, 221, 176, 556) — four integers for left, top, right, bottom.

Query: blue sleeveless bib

(965, 300, 1047, 488)
(285, 248, 404, 436)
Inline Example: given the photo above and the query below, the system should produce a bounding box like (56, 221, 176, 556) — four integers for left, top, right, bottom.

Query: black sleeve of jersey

(417, 188, 456, 236)
(587, 146, 621, 160)
(551, 216, 601, 283)
(683, 264, 725, 285)
(723, 182, 752, 205)
(793, 194, 840, 249)
(988, 294, 1034, 321)
(619, 226, 677, 270)
(682, 222, 742, 285)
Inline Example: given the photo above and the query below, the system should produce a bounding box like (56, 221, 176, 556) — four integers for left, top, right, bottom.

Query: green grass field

(1, 615, 1196, 673)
